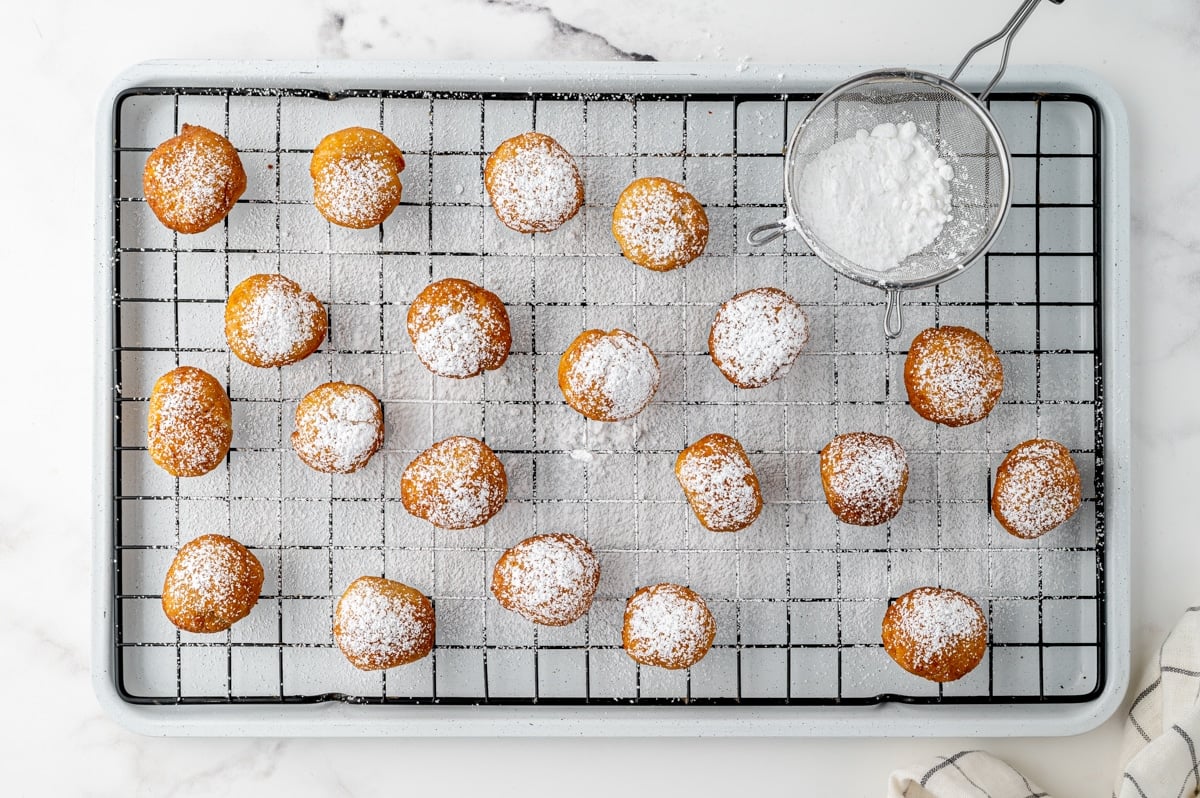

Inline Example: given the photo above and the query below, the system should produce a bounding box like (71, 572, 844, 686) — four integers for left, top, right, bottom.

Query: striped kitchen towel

(886, 605, 1200, 798)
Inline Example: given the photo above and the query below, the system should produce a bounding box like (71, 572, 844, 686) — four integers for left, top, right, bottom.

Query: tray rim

(92, 59, 1131, 737)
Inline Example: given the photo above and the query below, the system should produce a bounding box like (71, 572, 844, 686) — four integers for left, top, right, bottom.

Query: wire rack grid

(108, 86, 1104, 707)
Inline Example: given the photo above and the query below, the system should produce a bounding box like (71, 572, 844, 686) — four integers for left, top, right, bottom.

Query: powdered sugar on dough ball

(225, 273, 328, 368)
(143, 124, 246, 234)
(905, 325, 1004, 427)
(675, 433, 763, 532)
(558, 329, 661, 422)
(623, 583, 716, 670)
(820, 432, 909, 526)
(147, 366, 233, 478)
(333, 576, 435, 671)
(161, 534, 264, 634)
(485, 132, 584, 233)
(401, 436, 508, 530)
(407, 278, 512, 379)
(491, 533, 601, 626)
(310, 127, 405, 229)
(291, 382, 384, 474)
(612, 177, 709, 271)
(709, 287, 810, 388)
(991, 438, 1081, 539)
(882, 586, 987, 682)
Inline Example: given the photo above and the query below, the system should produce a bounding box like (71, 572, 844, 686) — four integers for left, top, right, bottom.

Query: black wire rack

(109, 86, 1104, 707)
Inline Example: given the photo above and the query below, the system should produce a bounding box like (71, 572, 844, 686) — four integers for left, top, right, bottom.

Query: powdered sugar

(888, 587, 985, 671)
(408, 280, 510, 379)
(314, 156, 400, 228)
(485, 133, 583, 233)
(333, 577, 434, 670)
(623, 583, 716, 669)
(226, 274, 326, 367)
(992, 439, 1081, 539)
(491, 534, 600, 626)
(797, 120, 954, 272)
(822, 432, 908, 526)
(563, 330, 660, 421)
(709, 287, 809, 388)
(676, 435, 761, 532)
(401, 436, 507, 530)
(292, 383, 383, 474)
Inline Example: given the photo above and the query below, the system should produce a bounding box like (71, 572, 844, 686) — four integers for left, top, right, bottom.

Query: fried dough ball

(623, 583, 716, 670)
(162, 534, 263, 634)
(333, 576, 435, 670)
(484, 132, 584, 233)
(407, 278, 511, 379)
(310, 127, 405, 228)
(820, 432, 909, 526)
(401, 436, 508, 529)
(225, 273, 327, 368)
(991, 438, 1082, 539)
(143, 124, 246, 234)
(490, 533, 600, 626)
(291, 382, 384, 474)
(709, 287, 810, 388)
(882, 586, 987, 683)
(147, 366, 233, 477)
(558, 329, 660, 422)
(675, 433, 762, 532)
(904, 325, 1004, 427)
(612, 177, 709, 271)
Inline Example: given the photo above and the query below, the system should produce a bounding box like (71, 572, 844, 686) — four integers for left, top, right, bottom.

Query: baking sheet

(93, 61, 1130, 736)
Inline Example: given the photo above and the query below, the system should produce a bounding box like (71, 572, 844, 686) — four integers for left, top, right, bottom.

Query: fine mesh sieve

(749, 0, 1064, 337)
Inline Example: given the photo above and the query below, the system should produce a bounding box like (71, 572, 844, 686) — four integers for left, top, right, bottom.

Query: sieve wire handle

(949, 0, 1065, 102)
(883, 289, 904, 340)
(747, 217, 797, 247)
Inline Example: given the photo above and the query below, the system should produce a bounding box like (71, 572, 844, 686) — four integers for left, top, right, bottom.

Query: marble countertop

(1, 0, 1192, 794)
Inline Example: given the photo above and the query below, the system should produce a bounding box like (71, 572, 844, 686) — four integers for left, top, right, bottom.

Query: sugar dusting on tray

(796, 120, 954, 272)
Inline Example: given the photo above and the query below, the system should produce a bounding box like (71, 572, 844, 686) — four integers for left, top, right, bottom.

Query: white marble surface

(0, 0, 1192, 794)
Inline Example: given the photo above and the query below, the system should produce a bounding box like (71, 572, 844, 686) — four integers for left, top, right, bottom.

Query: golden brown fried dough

(143, 124, 246, 234)
(311, 127, 405, 228)
(147, 366, 233, 477)
(162, 534, 263, 634)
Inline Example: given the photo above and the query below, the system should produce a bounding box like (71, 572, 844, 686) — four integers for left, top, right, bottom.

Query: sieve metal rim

(778, 68, 1014, 293)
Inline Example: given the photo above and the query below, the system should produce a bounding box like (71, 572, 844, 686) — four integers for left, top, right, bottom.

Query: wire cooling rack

(106, 77, 1107, 713)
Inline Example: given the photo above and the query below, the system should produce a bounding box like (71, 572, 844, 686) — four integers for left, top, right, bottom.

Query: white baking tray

(93, 61, 1130, 736)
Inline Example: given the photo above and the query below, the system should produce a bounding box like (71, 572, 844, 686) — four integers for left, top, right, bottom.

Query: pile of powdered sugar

(796, 120, 955, 272)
